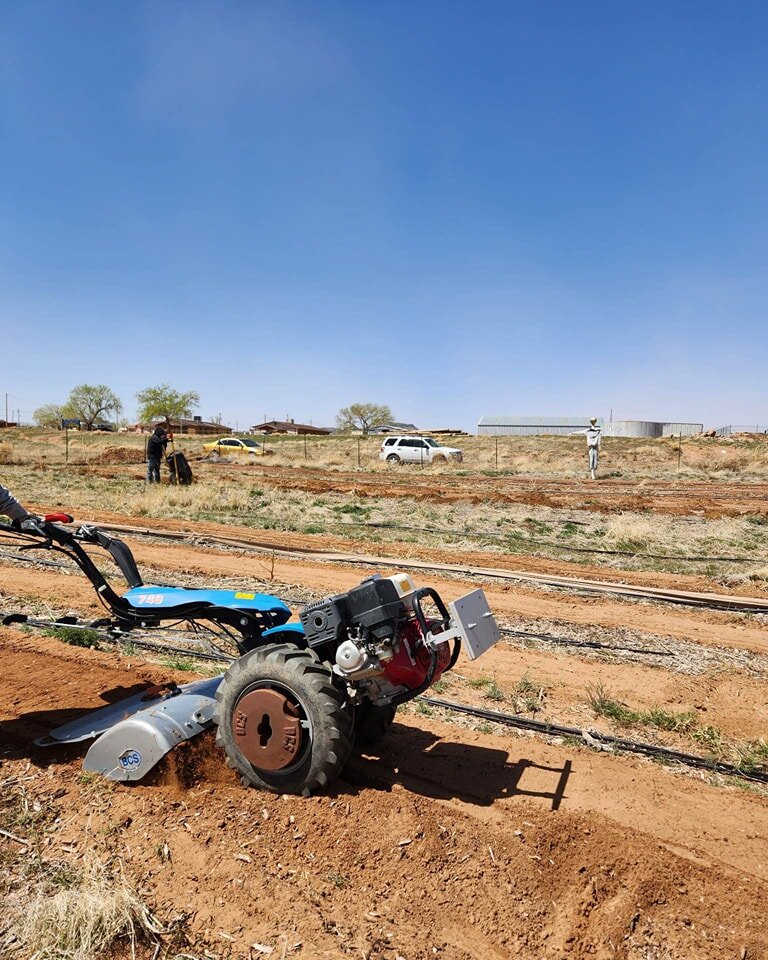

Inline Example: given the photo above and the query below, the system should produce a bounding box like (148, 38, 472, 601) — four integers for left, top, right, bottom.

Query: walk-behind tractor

(1, 515, 500, 795)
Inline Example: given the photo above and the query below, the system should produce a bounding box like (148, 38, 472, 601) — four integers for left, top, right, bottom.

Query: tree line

(34, 384, 200, 431)
(34, 388, 396, 436)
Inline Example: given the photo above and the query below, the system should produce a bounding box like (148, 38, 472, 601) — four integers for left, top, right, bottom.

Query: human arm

(0, 484, 29, 522)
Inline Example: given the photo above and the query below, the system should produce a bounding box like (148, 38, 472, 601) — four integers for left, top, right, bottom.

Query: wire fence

(715, 425, 768, 436)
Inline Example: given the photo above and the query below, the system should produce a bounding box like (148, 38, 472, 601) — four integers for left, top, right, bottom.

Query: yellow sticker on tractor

(234, 592, 255, 600)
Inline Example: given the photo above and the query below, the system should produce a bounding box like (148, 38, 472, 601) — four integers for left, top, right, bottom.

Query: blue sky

(2, 1, 767, 431)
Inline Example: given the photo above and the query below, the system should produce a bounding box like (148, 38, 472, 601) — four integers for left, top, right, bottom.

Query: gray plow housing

(36, 676, 223, 782)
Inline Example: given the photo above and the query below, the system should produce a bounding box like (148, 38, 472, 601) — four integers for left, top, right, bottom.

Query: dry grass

(4, 426, 768, 478)
(16, 854, 160, 960)
(1, 779, 160, 960)
(3, 459, 768, 581)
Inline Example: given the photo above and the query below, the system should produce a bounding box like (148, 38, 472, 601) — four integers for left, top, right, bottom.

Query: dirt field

(2, 439, 768, 958)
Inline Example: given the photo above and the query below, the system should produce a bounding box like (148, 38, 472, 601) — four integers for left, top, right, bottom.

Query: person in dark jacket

(146, 424, 169, 484)
(0, 482, 47, 534)
(0, 483, 29, 521)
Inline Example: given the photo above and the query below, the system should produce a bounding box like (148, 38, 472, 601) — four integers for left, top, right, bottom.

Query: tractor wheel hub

(232, 688, 303, 771)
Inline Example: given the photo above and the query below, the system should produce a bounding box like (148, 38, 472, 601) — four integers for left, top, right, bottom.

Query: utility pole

(4, 393, 7, 427)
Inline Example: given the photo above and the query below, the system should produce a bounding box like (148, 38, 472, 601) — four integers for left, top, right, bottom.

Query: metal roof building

(477, 416, 602, 436)
(251, 420, 332, 435)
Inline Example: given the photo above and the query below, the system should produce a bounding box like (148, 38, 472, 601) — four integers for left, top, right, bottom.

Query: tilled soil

(1, 632, 767, 959)
(2, 526, 768, 958)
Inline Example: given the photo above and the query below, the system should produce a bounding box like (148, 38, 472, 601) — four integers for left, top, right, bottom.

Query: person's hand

(12, 515, 46, 536)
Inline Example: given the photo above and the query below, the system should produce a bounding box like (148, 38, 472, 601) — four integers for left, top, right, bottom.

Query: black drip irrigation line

(11, 617, 763, 785)
(0, 548, 183, 588)
(6, 616, 234, 664)
(500, 627, 674, 658)
(419, 696, 768, 785)
(5, 612, 679, 665)
(332, 520, 757, 564)
(0, 549, 72, 571)
(0, 545, 311, 605)
(6, 522, 768, 620)
(169, 511, 758, 564)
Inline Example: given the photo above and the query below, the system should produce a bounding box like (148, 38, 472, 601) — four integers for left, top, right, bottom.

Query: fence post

(495, 436, 499, 469)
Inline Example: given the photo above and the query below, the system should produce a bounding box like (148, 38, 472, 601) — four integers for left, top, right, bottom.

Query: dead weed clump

(602, 515, 660, 551)
(13, 854, 160, 960)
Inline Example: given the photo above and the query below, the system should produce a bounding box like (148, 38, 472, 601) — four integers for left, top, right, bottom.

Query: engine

(299, 573, 458, 706)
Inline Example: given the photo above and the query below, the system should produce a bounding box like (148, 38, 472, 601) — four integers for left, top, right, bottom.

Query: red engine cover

(381, 618, 451, 691)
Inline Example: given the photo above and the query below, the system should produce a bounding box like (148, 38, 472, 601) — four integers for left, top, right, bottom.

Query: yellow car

(203, 437, 262, 460)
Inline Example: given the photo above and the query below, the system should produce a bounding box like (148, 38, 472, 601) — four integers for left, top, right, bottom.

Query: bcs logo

(118, 749, 143, 770)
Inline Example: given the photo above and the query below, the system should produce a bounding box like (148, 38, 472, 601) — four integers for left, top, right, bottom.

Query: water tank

(602, 420, 663, 438)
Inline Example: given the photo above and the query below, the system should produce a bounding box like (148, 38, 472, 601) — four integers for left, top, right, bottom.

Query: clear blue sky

(2, 1, 767, 431)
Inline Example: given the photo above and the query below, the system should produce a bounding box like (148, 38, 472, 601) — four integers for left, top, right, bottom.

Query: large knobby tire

(353, 700, 397, 749)
(214, 644, 353, 796)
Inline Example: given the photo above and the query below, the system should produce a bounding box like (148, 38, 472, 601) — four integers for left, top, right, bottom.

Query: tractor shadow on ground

(0, 682, 159, 768)
(343, 722, 572, 810)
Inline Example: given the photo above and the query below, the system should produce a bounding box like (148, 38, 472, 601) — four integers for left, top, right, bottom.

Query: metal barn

(477, 416, 602, 436)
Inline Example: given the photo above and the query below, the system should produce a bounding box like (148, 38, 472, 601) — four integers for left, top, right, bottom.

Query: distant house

(251, 419, 332, 436)
(369, 421, 419, 435)
(151, 416, 232, 436)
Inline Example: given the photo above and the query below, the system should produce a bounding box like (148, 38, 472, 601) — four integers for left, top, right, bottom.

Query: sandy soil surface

(1, 629, 767, 959)
(2, 518, 768, 958)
